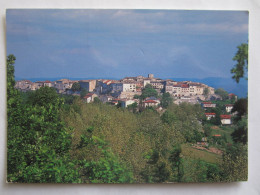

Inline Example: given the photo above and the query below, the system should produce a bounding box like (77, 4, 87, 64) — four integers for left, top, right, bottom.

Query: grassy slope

(181, 144, 222, 164)
(210, 125, 234, 143)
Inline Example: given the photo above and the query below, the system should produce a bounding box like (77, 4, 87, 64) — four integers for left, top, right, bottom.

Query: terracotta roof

(213, 134, 222, 137)
(181, 84, 189, 88)
(83, 93, 95, 99)
(143, 100, 157, 103)
(103, 80, 111, 84)
(203, 102, 213, 104)
(205, 113, 216, 115)
(44, 80, 52, 83)
(220, 115, 231, 119)
(83, 95, 91, 99)
(113, 98, 121, 101)
(225, 104, 234, 107)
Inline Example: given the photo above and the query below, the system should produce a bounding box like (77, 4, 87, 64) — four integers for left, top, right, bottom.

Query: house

(165, 84, 174, 94)
(99, 95, 113, 103)
(143, 99, 160, 108)
(181, 84, 190, 96)
(55, 79, 74, 93)
(225, 104, 234, 113)
(150, 81, 164, 90)
(43, 80, 52, 87)
(202, 102, 216, 108)
(145, 96, 160, 103)
(143, 79, 151, 87)
(181, 96, 191, 100)
(83, 93, 98, 103)
(109, 98, 121, 105)
(79, 80, 97, 92)
(96, 80, 113, 94)
(120, 99, 138, 108)
(15, 80, 33, 91)
(220, 115, 232, 125)
(34, 81, 44, 90)
(229, 93, 238, 101)
(111, 82, 136, 93)
(205, 113, 216, 120)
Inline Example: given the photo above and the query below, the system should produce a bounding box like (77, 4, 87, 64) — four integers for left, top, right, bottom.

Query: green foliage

(75, 127, 133, 183)
(205, 107, 221, 125)
(127, 102, 138, 113)
(231, 43, 248, 83)
(60, 94, 77, 105)
(29, 86, 61, 107)
(7, 55, 80, 183)
(169, 145, 183, 182)
(231, 115, 248, 145)
(134, 94, 140, 99)
(215, 88, 229, 100)
(71, 82, 81, 92)
(140, 84, 158, 100)
(164, 103, 204, 143)
(7, 54, 248, 183)
(161, 110, 177, 126)
(221, 144, 248, 181)
(204, 124, 212, 137)
(181, 158, 221, 182)
(161, 92, 173, 108)
(80, 88, 88, 98)
(232, 98, 248, 121)
(93, 97, 101, 104)
(203, 88, 209, 97)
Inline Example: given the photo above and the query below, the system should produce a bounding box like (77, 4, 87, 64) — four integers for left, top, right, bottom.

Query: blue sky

(6, 9, 248, 80)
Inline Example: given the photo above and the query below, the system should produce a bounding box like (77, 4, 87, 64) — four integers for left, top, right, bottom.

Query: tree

(127, 102, 138, 113)
(29, 86, 60, 107)
(231, 98, 248, 145)
(93, 97, 101, 104)
(80, 88, 88, 98)
(161, 110, 177, 126)
(140, 84, 158, 100)
(222, 144, 248, 181)
(231, 43, 248, 83)
(7, 55, 81, 183)
(134, 94, 140, 99)
(161, 92, 173, 108)
(169, 145, 183, 182)
(215, 88, 229, 100)
(231, 98, 248, 121)
(231, 116, 247, 145)
(71, 82, 81, 92)
(203, 88, 209, 97)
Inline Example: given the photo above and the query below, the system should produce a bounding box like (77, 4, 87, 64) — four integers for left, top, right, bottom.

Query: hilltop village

(15, 74, 237, 125)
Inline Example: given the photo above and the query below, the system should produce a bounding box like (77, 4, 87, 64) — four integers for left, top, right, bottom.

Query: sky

(6, 9, 248, 80)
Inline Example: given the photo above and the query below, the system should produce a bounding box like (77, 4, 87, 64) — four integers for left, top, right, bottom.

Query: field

(210, 125, 235, 144)
(181, 144, 222, 164)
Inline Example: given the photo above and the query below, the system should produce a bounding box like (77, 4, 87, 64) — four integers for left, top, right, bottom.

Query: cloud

(90, 48, 118, 68)
(7, 9, 248, 79)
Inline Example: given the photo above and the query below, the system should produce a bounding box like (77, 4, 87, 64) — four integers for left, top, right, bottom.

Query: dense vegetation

(7, 52, 247, 183)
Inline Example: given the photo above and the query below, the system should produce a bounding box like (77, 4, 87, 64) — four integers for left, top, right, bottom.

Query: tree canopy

(140, 84, 158, 100)
(71, 82, 81, 92)
(215, 88, 229, 100)
(231, 43, 248, 83)
(161, 92, 173, 108)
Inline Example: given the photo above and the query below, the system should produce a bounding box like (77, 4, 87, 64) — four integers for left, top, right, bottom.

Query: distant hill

(171, 77, 248, 98)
